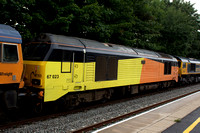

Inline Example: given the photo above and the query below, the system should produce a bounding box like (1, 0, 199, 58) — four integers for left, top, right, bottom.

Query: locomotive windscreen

(23, 43, 50, 61)
(3, 44, 18, 62)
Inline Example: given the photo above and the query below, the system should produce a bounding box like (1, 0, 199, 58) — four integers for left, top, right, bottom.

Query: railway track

(0, 84, 200, 132)
(0, 90, 153, 131)
(72, 89, 200, 133)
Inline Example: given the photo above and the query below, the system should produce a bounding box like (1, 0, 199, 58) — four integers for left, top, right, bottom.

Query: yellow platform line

(183, 117, 200, 133)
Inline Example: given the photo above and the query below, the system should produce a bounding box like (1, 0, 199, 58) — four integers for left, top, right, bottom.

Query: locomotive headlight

(32, 79, 41, 85)
(38, 91, 44, 98)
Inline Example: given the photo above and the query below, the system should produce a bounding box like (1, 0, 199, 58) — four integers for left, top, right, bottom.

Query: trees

(159, 5, 197, 56)
(0, 0, 199, 58)
(0, 0, 34, 41)
(159, 0, 200, 57)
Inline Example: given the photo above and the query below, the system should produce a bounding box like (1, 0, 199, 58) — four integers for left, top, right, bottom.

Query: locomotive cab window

(48, 49, 62, 61)
(62, 51, 72, 62)
(164, 62, 171, 75)
(62, 50, 72, 73)
(2, 44, 18, 63)
(74, 51, 84, 62)
(23, 43, 50, 61)
(190, 63, 196, 72)
(48, 49, 84, 73)
(182, 63, 186, 68)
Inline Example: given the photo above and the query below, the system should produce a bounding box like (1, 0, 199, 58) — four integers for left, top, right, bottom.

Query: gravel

(1, 84, 200, 133)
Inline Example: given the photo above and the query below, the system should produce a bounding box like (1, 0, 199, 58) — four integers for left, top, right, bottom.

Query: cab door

(61, 50, 73, 83)
(182, 62, 187, 74)
(61, 50, 84, 85)
(72, 51, 84, 90)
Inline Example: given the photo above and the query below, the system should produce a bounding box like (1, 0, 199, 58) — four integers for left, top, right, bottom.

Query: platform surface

(163, 107, 200, 133)
(93, 91, 200, 133)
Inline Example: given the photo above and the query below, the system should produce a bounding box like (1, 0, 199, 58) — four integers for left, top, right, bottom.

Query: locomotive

(22, 33, 178, 109)
(1, 24, 200, 112)
(0, 24, 23, 110)
(175, 56, 200, 83)
(22, 33, 200, 111)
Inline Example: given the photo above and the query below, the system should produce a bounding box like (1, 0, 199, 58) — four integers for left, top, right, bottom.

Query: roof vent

(103, 43, 113, 47)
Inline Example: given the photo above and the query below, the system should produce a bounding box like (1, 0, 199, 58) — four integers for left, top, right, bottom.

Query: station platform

(93, 91, 200, 133)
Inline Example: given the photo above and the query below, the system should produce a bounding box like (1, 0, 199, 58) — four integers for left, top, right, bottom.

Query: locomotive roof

(35, 33, 177, 62)
(189, 58, 200, 64)
(174, 56, 200, 64)
(174, 56, 189, 62)
(0, 24, 22, 44)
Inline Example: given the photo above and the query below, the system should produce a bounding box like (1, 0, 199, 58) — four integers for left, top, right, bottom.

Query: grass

(174, 118, 181, 123)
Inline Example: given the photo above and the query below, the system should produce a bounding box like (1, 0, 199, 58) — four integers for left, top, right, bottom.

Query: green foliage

(159, 0, 200, 57)
(0, 0, 200, 58)
(174, 118, 181, 122)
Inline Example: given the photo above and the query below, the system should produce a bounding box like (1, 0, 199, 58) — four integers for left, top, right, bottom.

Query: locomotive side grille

(85, 63, 95, 82)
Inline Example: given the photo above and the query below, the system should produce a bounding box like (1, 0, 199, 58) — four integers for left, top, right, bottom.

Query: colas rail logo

(0, 72, 13, 76)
